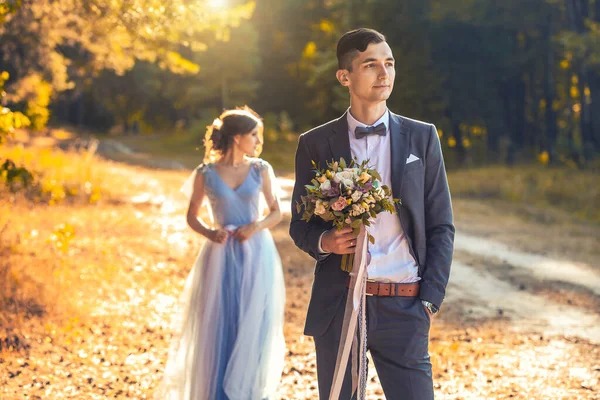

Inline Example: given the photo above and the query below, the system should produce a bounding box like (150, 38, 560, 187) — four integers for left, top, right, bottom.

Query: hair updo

(203, 106, 264, 163)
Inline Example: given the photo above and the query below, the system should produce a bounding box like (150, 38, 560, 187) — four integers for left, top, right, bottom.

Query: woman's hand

(232, 222, 259, 243)
(207, 229, 229, 244)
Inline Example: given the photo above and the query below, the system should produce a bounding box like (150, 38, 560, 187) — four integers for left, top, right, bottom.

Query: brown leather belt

(347, 278, 420, 297)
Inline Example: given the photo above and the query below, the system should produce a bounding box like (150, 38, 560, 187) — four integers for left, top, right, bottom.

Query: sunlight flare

(208, 0, 227, 9)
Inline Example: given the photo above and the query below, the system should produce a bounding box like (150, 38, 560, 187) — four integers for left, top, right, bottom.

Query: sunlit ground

(1, 143, 599, 399)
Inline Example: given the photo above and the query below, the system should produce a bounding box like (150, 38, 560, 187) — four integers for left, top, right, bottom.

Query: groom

(290, 28, 454, 399)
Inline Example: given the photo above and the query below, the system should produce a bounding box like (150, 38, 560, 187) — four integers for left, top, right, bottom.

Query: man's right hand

(321, 226, 357, 254)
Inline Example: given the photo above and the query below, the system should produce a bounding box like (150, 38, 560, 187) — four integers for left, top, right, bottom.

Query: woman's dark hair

(203, 106, 263, 163)
(336, 28, 386, 71)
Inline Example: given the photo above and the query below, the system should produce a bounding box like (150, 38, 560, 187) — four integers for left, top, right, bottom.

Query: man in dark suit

(289, 28, 455, 399)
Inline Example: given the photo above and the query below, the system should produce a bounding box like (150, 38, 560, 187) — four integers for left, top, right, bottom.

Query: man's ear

(336, 69, 350, 87)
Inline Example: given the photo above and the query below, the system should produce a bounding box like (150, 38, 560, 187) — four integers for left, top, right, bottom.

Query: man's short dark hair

(336, 28, 386, 71)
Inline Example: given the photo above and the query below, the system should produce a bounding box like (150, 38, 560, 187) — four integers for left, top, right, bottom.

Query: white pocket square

(406, 154, 420, 164)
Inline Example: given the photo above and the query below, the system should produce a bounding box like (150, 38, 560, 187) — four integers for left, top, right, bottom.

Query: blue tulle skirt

(157, 228, 286, 400)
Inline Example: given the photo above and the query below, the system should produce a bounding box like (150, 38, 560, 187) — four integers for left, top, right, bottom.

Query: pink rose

(331, 196, 348, 211)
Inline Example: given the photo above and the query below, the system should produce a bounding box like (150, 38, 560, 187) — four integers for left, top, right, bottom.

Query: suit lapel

(326, 111, 409, 200)
(390, 113, 410, 200)
(327, 112, 352, 164)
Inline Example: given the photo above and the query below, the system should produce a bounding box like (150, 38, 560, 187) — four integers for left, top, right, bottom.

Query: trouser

(313, 294, 434, 399)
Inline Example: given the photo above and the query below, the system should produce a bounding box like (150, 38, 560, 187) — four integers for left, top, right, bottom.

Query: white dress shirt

(319, 109, 419, 283)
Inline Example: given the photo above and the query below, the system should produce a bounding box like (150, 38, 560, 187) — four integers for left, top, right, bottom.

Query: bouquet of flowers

(296, 157, 399, 272)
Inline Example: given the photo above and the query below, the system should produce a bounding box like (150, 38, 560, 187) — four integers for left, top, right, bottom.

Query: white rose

(314, 200, 326, 215)
(341, 178, 354, 189)
(351, 191, 363, 203)
(320, 179, 331, 192)
(335, 170, 355, 182)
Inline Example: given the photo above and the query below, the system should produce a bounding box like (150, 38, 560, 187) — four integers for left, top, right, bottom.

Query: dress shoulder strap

(196, 163, 213, 175)
(252, 158, 270, 172)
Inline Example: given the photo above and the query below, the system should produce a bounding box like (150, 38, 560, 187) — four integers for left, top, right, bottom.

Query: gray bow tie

(354, 122, 387, 139)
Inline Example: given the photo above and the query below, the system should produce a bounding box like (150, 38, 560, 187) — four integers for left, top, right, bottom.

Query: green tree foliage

(77, 21, 261, 133)
(0, 0, 256, 129)
(0, 72, 30, 144)
(2, 0, 600, 168)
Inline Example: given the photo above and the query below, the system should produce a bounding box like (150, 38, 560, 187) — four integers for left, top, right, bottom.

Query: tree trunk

(527, 68, 541, 151)
(501, 76, 522, 166)
(577, 67, 595, 160)
(75, 91, 85, 127)
(590, 0, 600, 153)
(544, 18, 559, 164)
(485, 122, 501, 163)
(566, 0, 595, 162)
(567, 70, 577, 160)
(514, 75, 526, 155)
(590, 65, 600, 153)
(345, 0, 355, 29)
(524, 29, 541, 152)
(221, 71, 228, 110)
(445, 108, 466, 166)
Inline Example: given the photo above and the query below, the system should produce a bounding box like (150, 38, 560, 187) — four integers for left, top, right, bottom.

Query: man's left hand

(421, 300, 438, 317)
(424, 305, 433, 318)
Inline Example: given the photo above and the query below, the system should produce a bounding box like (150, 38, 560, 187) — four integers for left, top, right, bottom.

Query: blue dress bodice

(199, 159, 267, 228)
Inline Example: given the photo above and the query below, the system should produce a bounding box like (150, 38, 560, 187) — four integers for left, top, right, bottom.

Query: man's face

(342, 41, 395, 104)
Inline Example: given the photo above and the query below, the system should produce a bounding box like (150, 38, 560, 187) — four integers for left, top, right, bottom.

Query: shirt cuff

(318, 231, 331, 254)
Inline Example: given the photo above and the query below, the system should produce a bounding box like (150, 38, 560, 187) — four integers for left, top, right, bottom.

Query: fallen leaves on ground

(1, 161, 599, 399)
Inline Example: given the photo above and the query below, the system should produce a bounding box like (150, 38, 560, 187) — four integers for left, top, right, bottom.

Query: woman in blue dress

(159, 107, 286, 400)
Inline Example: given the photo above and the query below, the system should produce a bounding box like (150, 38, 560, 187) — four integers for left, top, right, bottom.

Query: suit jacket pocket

(404, 159, 424, 173)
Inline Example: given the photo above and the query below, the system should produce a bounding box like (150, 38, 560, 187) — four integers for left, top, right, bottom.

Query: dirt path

(455, 233, 600, 297)
(279, 174, 600, 343)
(1, 158, 599, 399)
(451, 233, 600, 341)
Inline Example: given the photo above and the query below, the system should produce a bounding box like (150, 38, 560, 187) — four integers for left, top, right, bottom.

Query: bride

(157, 107, 286, 399)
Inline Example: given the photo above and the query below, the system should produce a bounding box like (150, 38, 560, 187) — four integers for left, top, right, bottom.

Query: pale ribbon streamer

(329, 224, 369, 400)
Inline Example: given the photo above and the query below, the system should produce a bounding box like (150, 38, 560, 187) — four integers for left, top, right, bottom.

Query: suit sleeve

(289, 134, 331, 262)
(420, 124, 455, 308)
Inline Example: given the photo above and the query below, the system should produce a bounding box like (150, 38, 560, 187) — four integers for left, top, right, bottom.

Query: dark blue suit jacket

(290, 111, 455, 336)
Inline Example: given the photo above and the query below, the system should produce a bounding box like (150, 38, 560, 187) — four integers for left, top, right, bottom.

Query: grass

(0, 141, 114, 333)
(0, 143, 104, 205)
(110, 130, 299, 173)
(448, 165, 600, 224)
(109, 131, 206, 169)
